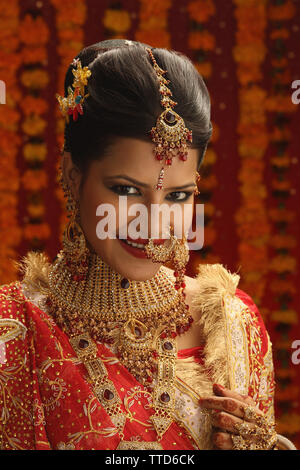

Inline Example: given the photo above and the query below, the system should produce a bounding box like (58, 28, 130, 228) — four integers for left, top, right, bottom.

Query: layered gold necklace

(47, 249, 193, 388)
(46, 248, 194, 443)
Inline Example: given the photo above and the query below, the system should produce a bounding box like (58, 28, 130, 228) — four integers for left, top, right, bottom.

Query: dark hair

(63, 39, 212, 172)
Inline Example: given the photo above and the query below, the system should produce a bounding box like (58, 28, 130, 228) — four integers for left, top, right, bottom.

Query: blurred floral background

(0, 0, 299, 447)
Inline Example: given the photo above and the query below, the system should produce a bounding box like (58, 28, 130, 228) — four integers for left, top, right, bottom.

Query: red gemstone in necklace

(121, 278, 130, 289)
(134, 326, 142, 338)
(163, 341, 173, 351)
(176, 326, 185, 335)
(78, 338, 89, 349)
(103, 389, 114, 400)
(160, 392, 170, 403)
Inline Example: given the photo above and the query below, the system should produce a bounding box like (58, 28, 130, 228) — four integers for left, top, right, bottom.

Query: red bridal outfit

(0, 251, 291, 450)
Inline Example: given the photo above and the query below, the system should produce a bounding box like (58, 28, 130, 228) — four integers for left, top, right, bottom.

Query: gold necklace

(47, 249, 193, 387)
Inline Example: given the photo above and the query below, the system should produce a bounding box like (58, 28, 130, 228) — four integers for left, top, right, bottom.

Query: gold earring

(63, 204, 89, 282)
(60, 170, 89, 281)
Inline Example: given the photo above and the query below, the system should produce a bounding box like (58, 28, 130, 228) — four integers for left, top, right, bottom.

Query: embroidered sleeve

(0, 283, 37, 450)
(235, 288, 275, 423)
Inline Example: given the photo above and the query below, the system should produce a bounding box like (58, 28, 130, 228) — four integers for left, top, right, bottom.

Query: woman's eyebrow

(104, 174, 196, 190)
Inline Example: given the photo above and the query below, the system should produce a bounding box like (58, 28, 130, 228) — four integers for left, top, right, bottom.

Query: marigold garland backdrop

(0, 0, 299, 448)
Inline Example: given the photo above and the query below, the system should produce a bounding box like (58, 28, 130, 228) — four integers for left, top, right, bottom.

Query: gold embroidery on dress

(116, 440, 163, 450)
(223, 292, 250, 394)
(69, 332, 128, 437)
(0, 318, 27, 344)
(13, 252, 276, 449)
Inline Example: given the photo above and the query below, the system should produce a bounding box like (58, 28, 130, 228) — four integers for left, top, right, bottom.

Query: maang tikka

(145, 48, 193, 190)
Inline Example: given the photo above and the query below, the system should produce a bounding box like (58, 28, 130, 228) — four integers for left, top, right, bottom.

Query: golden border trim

(223, 293, 249, 394)
(116, 440, 163, 450)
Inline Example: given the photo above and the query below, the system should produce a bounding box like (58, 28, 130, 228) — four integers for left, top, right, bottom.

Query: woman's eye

(110, 185, 140, 196)
(166, 191, 193, 202)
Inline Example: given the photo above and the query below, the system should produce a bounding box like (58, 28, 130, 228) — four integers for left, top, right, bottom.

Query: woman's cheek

(179, 201, 194, 237)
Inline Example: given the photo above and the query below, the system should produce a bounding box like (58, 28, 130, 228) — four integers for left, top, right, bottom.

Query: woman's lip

(117, 237, 149, 259)
(117, 236, 167, 245)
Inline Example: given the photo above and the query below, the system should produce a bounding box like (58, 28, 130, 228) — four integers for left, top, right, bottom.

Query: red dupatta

(0, 281, 199, 450)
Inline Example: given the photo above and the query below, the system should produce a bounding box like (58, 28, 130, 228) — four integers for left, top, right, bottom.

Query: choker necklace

(47, 249, 193, 387)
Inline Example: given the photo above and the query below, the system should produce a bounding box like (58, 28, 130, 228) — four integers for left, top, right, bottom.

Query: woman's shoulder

(174, 262, 267, 333)
(0, 281, 29, 364)
(0, 281, 27, 318)
(181, 262, 262, 316)
(184, 262, 270, 353)
(164, 261, 240, 305)
(0, 251, 51, 339)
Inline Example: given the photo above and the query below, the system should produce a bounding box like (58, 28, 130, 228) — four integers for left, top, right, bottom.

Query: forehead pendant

(146, 48, 193, 190)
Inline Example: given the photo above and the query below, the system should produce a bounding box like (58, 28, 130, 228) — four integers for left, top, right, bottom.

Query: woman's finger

(211, 410, 257, 434)
(212, 431, 233, 450)
(200, 396, 246, 419)
(212, 383, 258, 409)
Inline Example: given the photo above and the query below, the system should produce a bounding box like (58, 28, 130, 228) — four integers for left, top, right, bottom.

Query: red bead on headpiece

(146, 48, 193, 190)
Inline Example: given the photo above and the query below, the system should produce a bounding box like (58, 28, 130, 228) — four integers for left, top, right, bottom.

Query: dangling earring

(194, 171, 201, 196)
(60, 169, 89, 281)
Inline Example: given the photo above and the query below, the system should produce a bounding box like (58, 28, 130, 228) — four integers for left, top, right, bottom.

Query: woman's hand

(199, 383, 277, 450)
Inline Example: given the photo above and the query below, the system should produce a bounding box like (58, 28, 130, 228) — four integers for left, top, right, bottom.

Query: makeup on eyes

(108, 184, 194, 202)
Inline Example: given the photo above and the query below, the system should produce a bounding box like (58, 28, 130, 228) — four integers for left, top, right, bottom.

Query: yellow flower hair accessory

(56, 58, 91, 123)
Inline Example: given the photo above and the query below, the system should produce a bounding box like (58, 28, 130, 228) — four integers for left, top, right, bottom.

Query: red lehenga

(0, 253, 276, 450)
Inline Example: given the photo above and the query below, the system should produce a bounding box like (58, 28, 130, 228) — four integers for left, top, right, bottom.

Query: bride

(0, 39, 295, 450)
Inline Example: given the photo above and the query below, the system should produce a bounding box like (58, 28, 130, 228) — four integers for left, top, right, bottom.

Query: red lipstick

(117, 235, 167, 259)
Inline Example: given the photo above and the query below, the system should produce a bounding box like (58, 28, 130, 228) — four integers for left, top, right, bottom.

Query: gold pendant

(150, 413, 173, 441)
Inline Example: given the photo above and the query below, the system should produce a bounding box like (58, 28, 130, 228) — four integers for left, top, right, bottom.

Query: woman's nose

(142, 198, 176, 240)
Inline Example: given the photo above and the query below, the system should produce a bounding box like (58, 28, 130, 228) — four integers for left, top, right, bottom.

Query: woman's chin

(91, 240, 161, 281)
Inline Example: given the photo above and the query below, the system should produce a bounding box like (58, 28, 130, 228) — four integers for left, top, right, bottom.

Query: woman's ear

(61, 151, 82, 201)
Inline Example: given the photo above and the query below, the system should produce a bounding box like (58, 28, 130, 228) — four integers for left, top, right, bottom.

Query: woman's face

(64, 137, 199, 281)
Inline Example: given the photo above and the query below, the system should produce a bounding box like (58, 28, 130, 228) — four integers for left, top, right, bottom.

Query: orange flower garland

(187, 0, 216, 80)
(0, 0, 22, 283)
(188, 31, 216, 51)
(103, 8, 131, 38)
(266, 0, 299, 446)
(19, 11, 50, 251)
(50, 0, 87, 240)
(187, 0, 219, 268)
(233, 0, 269, 307)
(135, 0, 171, 48)
(187, 0, 216, 23)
